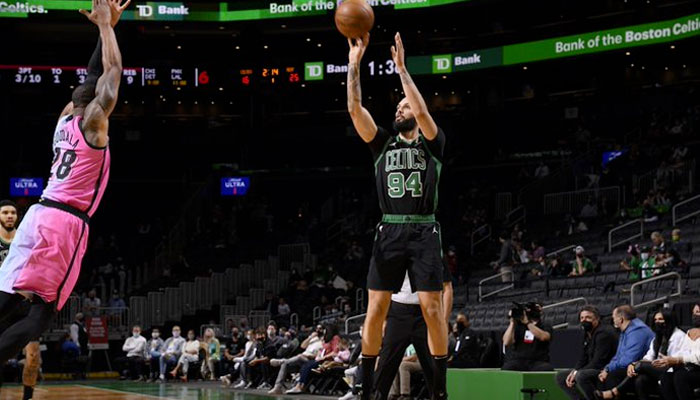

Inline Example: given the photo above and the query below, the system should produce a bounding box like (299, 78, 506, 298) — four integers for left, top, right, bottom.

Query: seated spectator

(388, 344, 420, 399)
(200, 328, 221, 381)
(60, 332, 81, 376)
(117, 325, 147, 381)
(315, 337, 351, 372)
(576, 305, 654, 399)
(158, 326, 185, 382)
(169, 330, 200, 382)
(639, 247, 658, 279)
(222, 327, 246, 379)
(569, 246, 594, 277)
(146, 328, 164, 382)
(83, 288, 101, 316)
(651, 231, 680, 270)
(547, 255, 570, 277)
(234, 328, 275, 390)
(502, 303, 553, 371)
(620, 245, 642, 281)
(268, 325, 324, 394)
(276, 297, 291, 323)
(491, 231, 514, 283)
(597, 310, 685, 400)
(285, 328, 341, 394)
(338, 329, 363, 400)
(530, 240, 545, 264)
(580, 197, 599, 219)
(671, 228, 691, 270)
(448, 313, 479, 368)
(222, 329, 256, 387)
(556, 305, 618, 400)
(658, 303, 700, 400)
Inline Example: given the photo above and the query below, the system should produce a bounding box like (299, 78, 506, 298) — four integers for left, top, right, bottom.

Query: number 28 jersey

(369, 126, 445, 216)
(42, 115, 111, 217)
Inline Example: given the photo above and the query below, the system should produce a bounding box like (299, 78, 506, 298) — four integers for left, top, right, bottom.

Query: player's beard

(393, 117, 417, 133)
(0, 221, 15, 232)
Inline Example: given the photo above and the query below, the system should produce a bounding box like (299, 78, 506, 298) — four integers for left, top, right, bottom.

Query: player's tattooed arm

(347, 33, 378, 143)
(392, 32, 438, 140)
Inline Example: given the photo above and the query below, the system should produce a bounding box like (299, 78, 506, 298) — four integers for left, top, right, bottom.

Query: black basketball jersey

(0, 237, 10, 266)
(368, 126, 446, 216)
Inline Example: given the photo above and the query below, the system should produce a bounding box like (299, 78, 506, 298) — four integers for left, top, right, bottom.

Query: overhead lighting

(219, 26, 225, 30)
(235, 46, 240, 50)
(306, 38, 311, 42)
(442, 75, 447, 79)
(670, 45, 675, 49)
(211, 101, 215, 105)
(434, 92, 438, 96)
(625, 51, 630, 56)
(263, 45, 268, 49)
(177, 101, 181, 104)
(301, 84, 306, 87)
(194, 101, 198, 104)
(664, 66, 669, 70)
(124, 100, 128, 104)
(177, 45, 182, 50)
(340, 82, 345, 85)
(176, 87, 181, 91)
(317, 43, 322, 47)
(219, 87, 224, 91)
(281, 24, 287, 28)
(631, 63, 635, 67)
(523, 66, 528, 70)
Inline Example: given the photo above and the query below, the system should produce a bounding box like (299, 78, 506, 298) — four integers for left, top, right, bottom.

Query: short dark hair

(615, 305, 636, 320)
(579, 305, 600, 319)
(71, 77, 98, 108)
(0, 200, 18, 211)
(499, 231, 510, 240)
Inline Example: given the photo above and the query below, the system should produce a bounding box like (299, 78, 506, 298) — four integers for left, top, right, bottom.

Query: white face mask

(172, 331, 180, 338)
(152, 333, 159, 339)
(267, 329, 276, 338)
(641, 253, 649, 261)
(133, 332, 140, 337)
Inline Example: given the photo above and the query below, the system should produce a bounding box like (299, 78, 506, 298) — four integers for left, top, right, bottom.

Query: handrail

(478, 271, 515, 302)
(542, 297, 588, 310)
(545, 245, 577, 259)
(672, 193, 700, 226)
(470, 224, 492, 256)
(505, 205, 526, 228)
(543, 186, 620, 216)
(355, 288, 365, 312)
(345, 313, 366, 335)
(630, 272, 682, 308)
(608, 219, 644, 252)
(312, 306, 322, 323)
(289, 313, 299, 328)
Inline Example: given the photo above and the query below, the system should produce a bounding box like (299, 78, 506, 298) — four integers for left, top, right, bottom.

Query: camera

(510, 302, 541, 322)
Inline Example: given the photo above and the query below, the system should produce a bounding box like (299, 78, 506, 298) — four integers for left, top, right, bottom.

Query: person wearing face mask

(448, 313, 479, 369)
(658, 303, 700, 400)
(169, 330, 200, 382)
(200, 328, 221, 381)
(574, 305, 653, 400)
(569, 246, 595, 277)
(556, 305, 618, 399)
(158, 325, 185, 382)
(638, 247, 658, 279)
(146, 328, 164, 382)
(222, 329, 256, 387)
(222, 327, 246, 379)
(116, 325, 147, 381)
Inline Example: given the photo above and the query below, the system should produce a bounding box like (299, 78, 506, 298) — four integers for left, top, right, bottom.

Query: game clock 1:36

(368, 60, 398, 76)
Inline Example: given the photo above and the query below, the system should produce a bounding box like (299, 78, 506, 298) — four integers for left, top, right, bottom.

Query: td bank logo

(305, 62, 324, 81)
(432, 55, 452, 74)
(135, 2, 189, 19)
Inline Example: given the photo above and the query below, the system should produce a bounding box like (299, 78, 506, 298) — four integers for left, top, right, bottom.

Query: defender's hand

(391, 32, 406, 70)
(348, 33, 370, 65)
(108, 0, 131, 27)
(79, 0, 111, 26)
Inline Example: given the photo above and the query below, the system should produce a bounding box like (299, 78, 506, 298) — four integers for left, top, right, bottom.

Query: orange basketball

(334, 0, 374, 39)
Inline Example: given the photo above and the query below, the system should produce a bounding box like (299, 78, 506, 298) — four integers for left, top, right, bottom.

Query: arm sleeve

(70, 325, 79, 343)
(423, 127, 446, 162)
(368, 126, 392, 162)
(122, 338, 134, 352)
(608, 330, 652, 371)
(586, 330, 618, 370)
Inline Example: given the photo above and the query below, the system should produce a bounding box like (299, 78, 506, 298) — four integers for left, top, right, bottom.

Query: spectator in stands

(651, 231, 679, 271)
(201, 328, 221, 381)
(491, 231, 514, 283)
(577, 305, 654, 399)
(534, 162, 550, 179)
(620, 245, 642, 281)
(117, 325, 147, 381)
(639, 247, 658, 279)
(659, 303, 700, 400)
(555, 305, 618, 400)
(83, 288, 101, 316)
(146, 328, 164, 382)
(277, 297, 291, 324)
(235, 327, 278, 390)
(338, 328, 363, 400)
(569, 246, 594, 277)
(222, 329, 256, 387)
(388, 343, 420, 399)
(596, 310, 686, 400)
(169, 330, 200, 382)
(108, 290, 126, 309)
(502, 303, 553, 371)
(222, 327, 245, 378)
(448, 313, 480, 368)
(530, 240, 545, 264)
(671, 228, 691, 270)
(547, 255, 570, 277)
(70, 313, 89, 357)
(580, 197, 599, 219)
(314, 337, 351, 372)
(284, 327, 341, 394)
(158, 326, 185, 382)
(268, 324, 324, 394)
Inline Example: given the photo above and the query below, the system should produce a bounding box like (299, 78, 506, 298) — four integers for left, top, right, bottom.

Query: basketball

(334, 0, 374, 39)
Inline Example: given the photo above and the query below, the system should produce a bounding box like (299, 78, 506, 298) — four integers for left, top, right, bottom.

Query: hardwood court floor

(0, 381, 340, 400)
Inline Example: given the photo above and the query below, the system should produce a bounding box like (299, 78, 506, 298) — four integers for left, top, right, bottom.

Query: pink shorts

(0, 204, 88, 310)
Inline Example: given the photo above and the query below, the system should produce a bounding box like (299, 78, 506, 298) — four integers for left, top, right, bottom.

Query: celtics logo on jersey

(385, 148, 428, 199)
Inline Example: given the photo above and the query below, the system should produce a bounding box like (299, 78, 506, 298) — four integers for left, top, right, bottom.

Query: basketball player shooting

(347, 32, 449, 400)
(0, 0, 128, 366)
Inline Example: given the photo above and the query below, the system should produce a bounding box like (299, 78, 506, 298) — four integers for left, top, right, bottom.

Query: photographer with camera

(502, 302, 553, 371)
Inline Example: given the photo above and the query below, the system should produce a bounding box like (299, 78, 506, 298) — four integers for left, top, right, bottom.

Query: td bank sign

(134, 2, 189, 20)
(426, 48, 504, 74)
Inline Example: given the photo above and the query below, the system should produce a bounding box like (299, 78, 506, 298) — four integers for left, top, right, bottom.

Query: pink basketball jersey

(42, 115, 111, 217)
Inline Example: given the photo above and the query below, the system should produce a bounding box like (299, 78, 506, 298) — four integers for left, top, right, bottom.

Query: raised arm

(347, 33, 378, 143)
(391, 32, 438, 140)
(79, 0, 127, 148)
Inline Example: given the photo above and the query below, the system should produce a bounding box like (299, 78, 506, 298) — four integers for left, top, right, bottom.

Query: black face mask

(653, 323, 666, 333)
(581, 321, 594, 332)
(457, 322, 467, 332)
(693, 315, 700, 328)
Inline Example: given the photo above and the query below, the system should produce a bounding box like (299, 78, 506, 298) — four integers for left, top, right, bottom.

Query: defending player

(346, 32, 449, 400)
(0, 0, 128, 365)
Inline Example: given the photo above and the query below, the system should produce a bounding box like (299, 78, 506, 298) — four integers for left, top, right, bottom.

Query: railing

(470, 224, 492, 256)
(51, 296, 81, 331)
(129, 296, 149, 330)
(630, 272, 682, 308)
(542, 297, 588, 310)
(672, 193, 700, 226)
(546, 245, 577, 259)
(200, 324, 224, 338)
(505, 205, 526, 228)
(96, 307, 130, 333)
(278, 243, 311, 269)
(478, 271, 515, 302)
(355, 288, 365, 312)
(608, 219, 644, 252)
(289, 313, 299, 328)
(312, 306, 322, 323)
(248, 310, 271, 329)
(345, 313, 366, 335)
(543, 186, 621, 216)
(494, 192, 513, 220)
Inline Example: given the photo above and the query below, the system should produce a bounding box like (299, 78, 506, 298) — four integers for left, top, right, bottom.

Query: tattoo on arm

(347, 63, 361, 107)
(399, 69, 414, 87)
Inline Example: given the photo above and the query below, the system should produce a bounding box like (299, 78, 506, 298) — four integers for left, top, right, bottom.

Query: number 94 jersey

(369, 126, 445, 215)
(42, 115, 111, 218)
